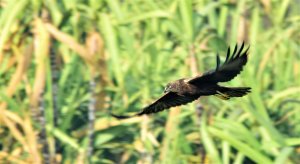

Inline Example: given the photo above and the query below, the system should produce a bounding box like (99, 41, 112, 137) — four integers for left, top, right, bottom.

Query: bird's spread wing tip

(109, 112, 138, 119)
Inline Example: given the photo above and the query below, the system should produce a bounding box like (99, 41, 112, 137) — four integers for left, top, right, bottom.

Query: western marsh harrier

(111, 43, 250, 119)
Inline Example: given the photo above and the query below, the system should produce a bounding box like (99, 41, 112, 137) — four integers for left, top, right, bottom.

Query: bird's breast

(178, 79, 218, 96)
(177, 81, 200, 96)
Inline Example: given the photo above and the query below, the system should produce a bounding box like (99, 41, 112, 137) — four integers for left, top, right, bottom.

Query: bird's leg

(215, 91, 230, 100)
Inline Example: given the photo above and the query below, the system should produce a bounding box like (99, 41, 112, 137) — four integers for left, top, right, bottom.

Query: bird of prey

(111, 43, 251, 119)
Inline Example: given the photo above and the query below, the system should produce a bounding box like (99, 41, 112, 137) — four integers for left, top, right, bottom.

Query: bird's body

(165, 79, 217, 96)
(111, 43, 251, 119)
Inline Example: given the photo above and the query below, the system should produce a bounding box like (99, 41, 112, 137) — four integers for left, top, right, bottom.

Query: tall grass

(0, 0, 299, 163)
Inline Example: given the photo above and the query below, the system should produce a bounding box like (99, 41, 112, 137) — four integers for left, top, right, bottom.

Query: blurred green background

(0, 0, 299, 163)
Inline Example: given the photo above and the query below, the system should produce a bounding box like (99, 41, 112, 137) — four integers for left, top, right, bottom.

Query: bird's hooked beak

(164, 86, 169, 93)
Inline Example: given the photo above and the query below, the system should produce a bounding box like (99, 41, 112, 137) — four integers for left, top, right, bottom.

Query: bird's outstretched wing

(110, 92, 199, 119)
(188, 42, 249, 85)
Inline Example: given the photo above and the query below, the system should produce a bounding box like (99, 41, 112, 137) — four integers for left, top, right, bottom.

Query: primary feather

(111, 92, 199, 119)
(188, 42, 249, 85)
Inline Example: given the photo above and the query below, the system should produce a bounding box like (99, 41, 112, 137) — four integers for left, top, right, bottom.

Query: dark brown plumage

(111, 43, 251, 119)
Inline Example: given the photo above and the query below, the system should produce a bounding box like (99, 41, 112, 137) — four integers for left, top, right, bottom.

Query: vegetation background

(0, 0, 299, 163)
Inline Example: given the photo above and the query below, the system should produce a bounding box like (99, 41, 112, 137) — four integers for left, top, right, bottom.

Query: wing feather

(188, 43, 249, 85)
(225, 46, 230, 62)
(138, 92, 199, 115)
(110, 92, 199, 119)
(216, 53, 221, 71)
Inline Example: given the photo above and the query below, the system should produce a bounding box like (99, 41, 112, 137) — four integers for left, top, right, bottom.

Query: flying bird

(111, 43, 251, 119)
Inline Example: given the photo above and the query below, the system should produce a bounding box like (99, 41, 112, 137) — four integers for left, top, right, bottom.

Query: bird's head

(164, 82, 177, 93)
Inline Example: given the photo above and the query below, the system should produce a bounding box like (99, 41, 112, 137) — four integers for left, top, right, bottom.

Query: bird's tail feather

(215, 86, 251, 100)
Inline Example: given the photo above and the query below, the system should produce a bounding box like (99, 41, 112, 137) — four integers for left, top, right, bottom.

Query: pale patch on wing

(184, 77, 194, 83)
